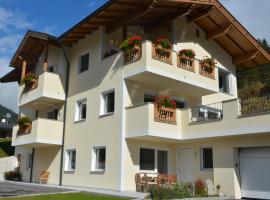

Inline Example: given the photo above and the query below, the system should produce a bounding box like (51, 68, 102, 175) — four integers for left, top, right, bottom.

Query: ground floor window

(92, 146, 106, 171)
(200, 147, 213, 170)
(65, 149, 76, 171)
(26, 153, 32, 170)
(140, 148, 168, 173)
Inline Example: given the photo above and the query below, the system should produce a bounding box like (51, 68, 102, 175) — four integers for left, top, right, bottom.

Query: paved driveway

(0, 182, 70, 198)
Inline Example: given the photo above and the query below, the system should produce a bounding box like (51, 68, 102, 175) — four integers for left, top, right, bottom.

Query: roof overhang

(60, 0, 270, 68)
(0, 30, 60, 83)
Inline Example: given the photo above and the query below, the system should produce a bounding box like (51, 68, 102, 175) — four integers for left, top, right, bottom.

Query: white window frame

(75, 98, 87, 122)
(65, 149, 76, 172)
(78, 52, 90, 74)
(200, 147, 213, 171)
(91, 146, 106, 172)
(139, 147, 169, 174)
(100, 89, 115, 116)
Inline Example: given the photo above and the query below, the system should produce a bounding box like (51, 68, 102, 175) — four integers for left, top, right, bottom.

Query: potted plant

(120, 36, 142, 63)
(200, 56, 216, 73)
(21, 72, 37, 89)
(154, 95, 177, 124)
(179, 49, 196, 60)
(154, 37, 172, 57)
(18, 116, 31, 134)
(154, 95, 177, 110)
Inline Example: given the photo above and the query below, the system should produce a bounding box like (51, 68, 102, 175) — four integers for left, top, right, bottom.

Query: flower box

(123, 44, 142, 64)
(17, 117, 32, 135)
(154, 105, 176, 124)
(178, 55, 195, 72)
(199, 57, 216, 79)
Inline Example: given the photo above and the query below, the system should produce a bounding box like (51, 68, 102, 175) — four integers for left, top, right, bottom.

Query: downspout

(59, 40, 70, 186)
(30, 148, 35, 183)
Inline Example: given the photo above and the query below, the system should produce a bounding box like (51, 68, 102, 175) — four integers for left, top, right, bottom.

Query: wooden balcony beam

(233, 50, 260, 65)
(187, 6, 214, 22)
(206, 24, 234, 40)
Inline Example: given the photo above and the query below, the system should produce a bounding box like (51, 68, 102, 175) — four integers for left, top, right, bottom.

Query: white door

(240, 148, 270, 199)
(178, 148, 194, 183)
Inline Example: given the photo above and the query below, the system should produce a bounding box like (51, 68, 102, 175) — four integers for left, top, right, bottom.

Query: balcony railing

(190, 102, 223, 123)
(240, 95, 270, 115)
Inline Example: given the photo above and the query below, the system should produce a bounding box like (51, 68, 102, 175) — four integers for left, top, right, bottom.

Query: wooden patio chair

(167, 174, 177, 186)
(135, 173, 146, 192)
(144, 174, 158, 192)
(40, 171, 50, 184)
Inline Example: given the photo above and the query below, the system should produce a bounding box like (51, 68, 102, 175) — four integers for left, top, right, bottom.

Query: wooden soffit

(60, 0, 270, 68)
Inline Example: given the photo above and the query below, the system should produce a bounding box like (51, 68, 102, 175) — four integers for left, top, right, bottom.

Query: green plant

(149, 183, 192, 199)
(179, 49, 196, 59)
(22, 72, 37, 86)
(154, 96, 176, 109)
(18, 116, 31, 127)
(120, 36, 142, 51)
(201, 56, 216, 69)
(154, 37, 172, 50)
(194, 179, 208, 197)
(4, 171, 22, 181)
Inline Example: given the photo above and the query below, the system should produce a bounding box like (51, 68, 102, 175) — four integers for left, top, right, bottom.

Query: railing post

(21, 60, 27, 83)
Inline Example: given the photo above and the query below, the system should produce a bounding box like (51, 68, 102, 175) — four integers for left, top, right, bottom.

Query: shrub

(18, 116, 31, 127)
(194, 179, 208, 197)
(149, 183, 192, 200)
(4, 171, 22, 181)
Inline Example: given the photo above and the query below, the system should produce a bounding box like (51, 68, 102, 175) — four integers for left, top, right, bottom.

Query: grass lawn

(0, 138, 14, 158)
(1, 192, 132, 200)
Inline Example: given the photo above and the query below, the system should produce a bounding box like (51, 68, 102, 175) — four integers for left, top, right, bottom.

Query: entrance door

(157, 150, 168, 174)
(240, 148, 270, 199)
(178, 148, 194, 183)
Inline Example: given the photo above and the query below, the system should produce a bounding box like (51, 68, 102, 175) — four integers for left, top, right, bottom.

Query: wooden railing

(199, 63, 215, 79)
(23, 79, 39, 93)
(177, 55, 195, 72)
(123, 45, 142, 64)
(154, 105, 176, 124)
(17, 123, 32, 136)
(152, 44, 172, 65)
(240, 95, 270, 115)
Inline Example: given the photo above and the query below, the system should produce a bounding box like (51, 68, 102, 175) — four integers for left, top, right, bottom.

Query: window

(140, 148, 155, 171)
(175, 100, 186, 109)
(78, 53, 89, 73)
(219, 70, 231, 94)
(200, 148, 213, 170)
(144, 94, 156, 103)
(26, 153, 32, 170)
(48, 109, 58, 120)
(75, 99, 87, 121)
(101, 90, 115, 115)
(92, 147, 106, 171)
(65, 150, 76, 171)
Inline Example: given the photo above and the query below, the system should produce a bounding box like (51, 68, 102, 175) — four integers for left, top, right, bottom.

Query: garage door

(240, 148, 270, 199)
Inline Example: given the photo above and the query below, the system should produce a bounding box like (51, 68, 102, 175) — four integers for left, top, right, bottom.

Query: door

(240, 147, 270, 199)
(157, 150, 168, 174)
(178, 148, 194, 183)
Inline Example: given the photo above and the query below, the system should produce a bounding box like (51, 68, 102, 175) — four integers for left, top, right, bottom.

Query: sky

(0, 0, 269, 112)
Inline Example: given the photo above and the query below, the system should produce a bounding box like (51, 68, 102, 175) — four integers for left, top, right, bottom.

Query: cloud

(42, 25, 57, 35)
(220, 0, 270, 41)
(0, 6, 32, 32)
(0, 34, 21, 54)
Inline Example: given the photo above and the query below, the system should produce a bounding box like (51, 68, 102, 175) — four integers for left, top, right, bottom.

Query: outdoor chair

(40, 171, 50, 184)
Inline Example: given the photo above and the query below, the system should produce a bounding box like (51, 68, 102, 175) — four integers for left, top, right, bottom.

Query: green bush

(194, 179, 208, 197)
(148, 183, 192, 200)
(4, 171, 22, 181)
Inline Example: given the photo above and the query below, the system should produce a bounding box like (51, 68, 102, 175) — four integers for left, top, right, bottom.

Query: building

(1, 0, 270, 199)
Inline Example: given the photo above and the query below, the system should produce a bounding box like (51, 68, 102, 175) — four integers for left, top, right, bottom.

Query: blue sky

(0, 0, 269, 111)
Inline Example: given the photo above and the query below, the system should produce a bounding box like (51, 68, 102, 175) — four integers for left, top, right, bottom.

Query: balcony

(123, 41, 219, 98)
(12, 118, 63, 147)
(125, 103, 182, 141)
(18, 72, 65, 110)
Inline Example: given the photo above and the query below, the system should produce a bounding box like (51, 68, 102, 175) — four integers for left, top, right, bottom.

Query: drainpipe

(30, 148, 35, 183)
(59, 40, 70, 186)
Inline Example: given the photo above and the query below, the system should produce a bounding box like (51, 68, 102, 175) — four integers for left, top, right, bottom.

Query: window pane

(97, 148, 106, 170)
(79, 53, 89, 73)
(71, 151, 76, 170)
(106, 92, 115, 113)
(140, 148, 155, 170)
(144, 94, 155, 103)
(203, 148, 213, 169)
(81, 103, 87, 119)
(157, 150, 168, 174)
(219, 71, 230, 93)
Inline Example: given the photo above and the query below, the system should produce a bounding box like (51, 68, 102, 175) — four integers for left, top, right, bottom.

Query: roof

(60, 0, 270, 68)
(1, 0, 270, 83)
(0, 30, 59, 83)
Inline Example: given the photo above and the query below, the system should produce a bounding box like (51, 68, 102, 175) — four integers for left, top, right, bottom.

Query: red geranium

(154, 95, 176, 109)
